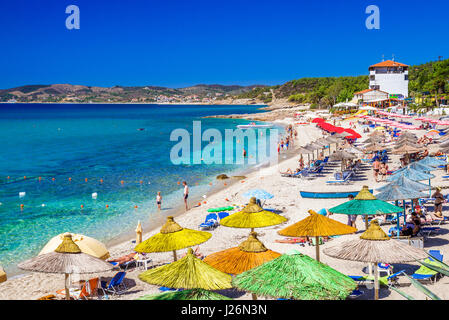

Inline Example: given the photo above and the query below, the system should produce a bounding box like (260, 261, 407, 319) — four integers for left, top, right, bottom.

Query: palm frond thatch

(392, 145, 423, 154)
(134, 216, 212, 253)
(376, 176, 430, 192)
(232, 250, 357, 300)
(203, 232, 281, 274)
(387, 168, 435, 182)
(220, 197, 287, 229)
(278, 210, 356, 237)
(137, 288, 232, 300)
(138, 248, 232, 290)
(375, 185, 429, 202)
(329, 186, 403, 216)
(323, 221, 428, 263)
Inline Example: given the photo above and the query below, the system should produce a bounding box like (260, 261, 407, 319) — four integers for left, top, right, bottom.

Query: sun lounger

(411, 255, 443, 284)
(326, 171, 353, 184)
(100, 271, 127, 296)
(218, 212, 229, 221)
(348, 289, 364, 299)
(199, 213, 218, 230)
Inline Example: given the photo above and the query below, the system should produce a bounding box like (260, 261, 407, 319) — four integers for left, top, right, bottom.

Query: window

(370, 75, 375, 81)
(405, 74, 409, 80)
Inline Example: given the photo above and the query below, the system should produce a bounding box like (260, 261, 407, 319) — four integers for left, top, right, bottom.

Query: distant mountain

(0, 83, 268, 103)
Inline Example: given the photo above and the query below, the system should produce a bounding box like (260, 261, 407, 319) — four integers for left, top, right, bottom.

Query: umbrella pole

(315, 236, 320, 262)
(402, 200, 406, 225)
(173, 250, 177, 262)
(429, 179, 432, 198)
(252, 293, 258, 300)
(374, 263, 379, 300)
(65, 273, 70, 300)
(365, 216, 369, 230)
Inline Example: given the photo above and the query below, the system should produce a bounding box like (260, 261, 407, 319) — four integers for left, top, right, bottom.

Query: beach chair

(100, 271, 127, 296)
(199, 213, 218, 230)
(420, 226, 441, 238)
(72, 278, 99, 300)
(348, 289, 364, 299)
(411, 255, 443, 284)
(218, 212, 229, 221)
(326, 171, 353, 185)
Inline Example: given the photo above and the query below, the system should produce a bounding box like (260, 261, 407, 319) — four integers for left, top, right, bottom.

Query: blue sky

(0, 0, 448, 88)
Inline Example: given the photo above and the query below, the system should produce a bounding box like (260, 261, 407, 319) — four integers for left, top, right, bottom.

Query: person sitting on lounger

(280, 168, 301, 175)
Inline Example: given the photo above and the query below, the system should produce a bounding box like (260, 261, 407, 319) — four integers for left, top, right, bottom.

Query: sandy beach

(1, 113, 449, 301)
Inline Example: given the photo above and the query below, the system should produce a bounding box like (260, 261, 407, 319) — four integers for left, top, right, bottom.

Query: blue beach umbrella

(376, 176, 429, 193)
(417, 156, 446, 167)
(375, 185, 428, 238)
(242, 189, 274, 200)
(394, 162, 437, 173)
(388, 168, 435, 198)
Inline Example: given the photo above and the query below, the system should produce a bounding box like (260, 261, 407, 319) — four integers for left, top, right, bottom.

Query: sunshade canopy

(134, 216, 212, 253)
(242, 189, 274, 200)
(18, 233, 113, 274)
(376, 176, 430, 192)
(329, 150, 356, 161)
(417, 157, 446, 167)
(232, 250, 357, 300)
(137, 289, 232, 300)
(375, 185, 429, 201)
(39, 233, 110, 260)
(220, 197, 287, 229)
(278, 210, 357, 237)
(203, 232, 281, 274)
(387, 168, 435, 182)
(138, 248, 232, 290)
(328, 186, 403, 216)
(323, 221, 428, 263)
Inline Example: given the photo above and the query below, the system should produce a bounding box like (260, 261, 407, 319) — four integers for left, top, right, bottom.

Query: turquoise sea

(0, 103, 280, 275)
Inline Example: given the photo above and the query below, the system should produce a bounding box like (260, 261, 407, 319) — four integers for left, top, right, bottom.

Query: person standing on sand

(373, 159, 381, 182)
(347, 194, 357, 227)
(432, 187, 445, 215)
(156, 191, 162, 210)
(182, 181, 189, 211)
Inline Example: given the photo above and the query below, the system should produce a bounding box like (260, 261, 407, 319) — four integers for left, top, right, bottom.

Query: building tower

(369, 60, 409, 98)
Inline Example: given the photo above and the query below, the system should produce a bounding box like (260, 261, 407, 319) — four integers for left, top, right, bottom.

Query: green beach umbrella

(328, 186, 403, 229)
(232, 250, 356, 300)
(136, 288, 232, 300)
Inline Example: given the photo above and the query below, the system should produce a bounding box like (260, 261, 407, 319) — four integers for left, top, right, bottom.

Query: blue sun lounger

(199, 213, 218, 230)
(100, 271, 127, 295)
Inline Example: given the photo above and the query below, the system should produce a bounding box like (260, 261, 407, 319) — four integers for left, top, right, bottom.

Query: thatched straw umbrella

(138, 248, 232, 291)
(392, 145, 423, 155)
(0, 267, 6, 283)
(278, 210, 356, 262)
(417, 156, 446, 167)
(329, 186, 403, 230)
(297, 146, 314, 163)
(18, 233, 113, 300)
(39, 232, 110, 260)
(323, 220, 428, 300)
(388, 168, 435, 198)
(364, 144, 387, 152)
(375, 185, 429, 236)
(134, 216, 211, 261)
(329, 150, 356, 171)
(203, 232, 281, 275)
(137, 289, 232, 300)
(220, 197, 287, 232)
(232, 250, 357, 300)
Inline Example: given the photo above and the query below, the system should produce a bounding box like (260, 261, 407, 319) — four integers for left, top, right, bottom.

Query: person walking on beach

(373, 158, 381, 182)
(182, 181, 189, 211)
(156, 191, 162, 210)
(432, 187, 445, 215)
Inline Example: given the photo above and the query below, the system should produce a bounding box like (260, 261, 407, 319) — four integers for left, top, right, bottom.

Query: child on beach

(156, 191, 162, 210)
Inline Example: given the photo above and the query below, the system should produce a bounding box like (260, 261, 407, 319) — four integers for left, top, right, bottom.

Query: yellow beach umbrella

(134, 216, 211, 261)
(220, 197, 287, 231)
(0, 267, 6, 283)
(39, 233, 110, 260)
(278, 210, 357, 262)
(138, 248, 232, 290)
(203, 232, 281, 275)
(374, 126, 386, 131)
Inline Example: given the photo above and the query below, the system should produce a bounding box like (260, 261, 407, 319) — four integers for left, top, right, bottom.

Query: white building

(354, 89, 389, 102)
(369, 60, 409, 98)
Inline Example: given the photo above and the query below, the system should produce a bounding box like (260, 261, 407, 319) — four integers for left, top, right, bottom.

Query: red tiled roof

(354, 89, 374, 95)
(369, 60, 408, 68)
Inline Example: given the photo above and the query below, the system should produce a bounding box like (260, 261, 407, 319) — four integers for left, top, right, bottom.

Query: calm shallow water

(0, 103, 280, 274)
